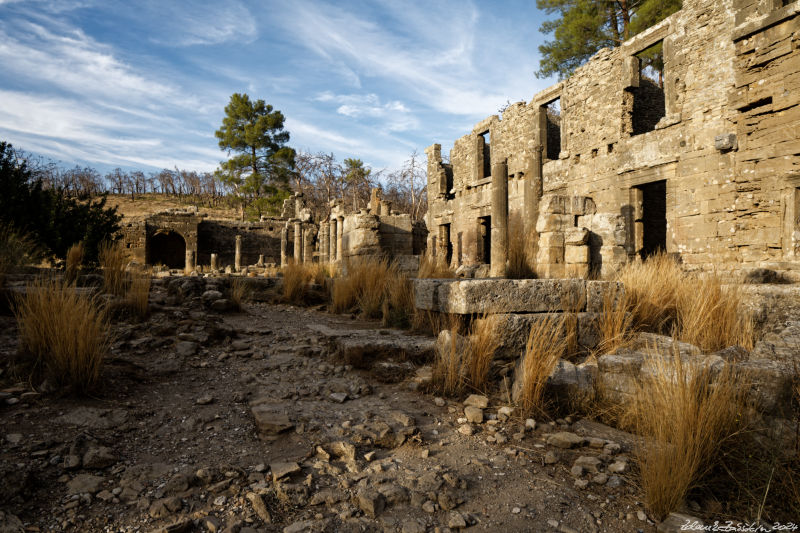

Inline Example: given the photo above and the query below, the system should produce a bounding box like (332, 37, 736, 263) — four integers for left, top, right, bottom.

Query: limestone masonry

(425, 0, 800, 279)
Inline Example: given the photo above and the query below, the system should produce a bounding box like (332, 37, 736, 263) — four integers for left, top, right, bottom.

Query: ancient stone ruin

(425, 0, 800, 280)
(122, 189, 427, 273)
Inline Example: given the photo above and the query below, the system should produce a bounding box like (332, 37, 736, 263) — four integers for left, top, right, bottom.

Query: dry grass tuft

(613, 252, 754, 352)
(0, 224, 40, 287)
(330, 257, 397, 318)
(14, 277, 111, 393)
(561, 285, 585, 358)
(418, 254, 456, 279)
(506, 215, 536, 279)
(677, 276, 754, 352)
(466, 313, 503, 393)
(516, 315, 566, 417)
(282, 262, 310, 303)
(593, 285, 635, 356)
(126, 267, 151, 319)
(98, 240, 127, 297)
(65, 242, 84, 285)
(230, 277, 249, 310)
(629, 349, 749, 521)
(432, 315, 468, 396)
(382, 274, 415, 328)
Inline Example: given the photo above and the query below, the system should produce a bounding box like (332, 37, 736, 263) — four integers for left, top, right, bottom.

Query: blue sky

(0, 0, 557, 175)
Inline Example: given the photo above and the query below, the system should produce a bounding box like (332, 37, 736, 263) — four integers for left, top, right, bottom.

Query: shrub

(65, 242, 84, 285)
(628, 350, 749, 521)
(14, 277, 111, 393)
(382, 274, 415, 328)
(0, 224, 40, 287)
(282, 262, 310, 303)
(330, 257, 393, 317)
(516, 315, 566, 417)
(98, 240, 127, 297)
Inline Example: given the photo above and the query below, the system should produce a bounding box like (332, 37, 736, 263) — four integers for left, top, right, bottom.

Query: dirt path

(0, 284, 656, 533)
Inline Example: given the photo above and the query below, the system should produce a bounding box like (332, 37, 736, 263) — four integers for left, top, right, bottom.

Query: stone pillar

(234, 235, 242, 272)
(303, 227, 315, 264)
(380, 200, 392, 216)
(294, 221, 303, 263)
(336, 216, 344, 262)
(524, 146, 543, 272)
(319, 221, 329, 264)
(329, 218, 337, 262)
(280, 224, 289, 267)
(185, 249, 195, 273)
(257, 254, 264, 267)
(490, 159, 508, 277)
(210, 253, 218, 271)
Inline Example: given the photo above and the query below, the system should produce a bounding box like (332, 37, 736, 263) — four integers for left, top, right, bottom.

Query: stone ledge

(413, 278, 623, 315)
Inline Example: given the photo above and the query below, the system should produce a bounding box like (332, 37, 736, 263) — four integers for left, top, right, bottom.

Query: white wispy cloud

(145, 1, 257, 46)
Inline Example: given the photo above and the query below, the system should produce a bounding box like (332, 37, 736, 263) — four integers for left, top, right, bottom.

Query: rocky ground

(0, 278, 661, 533)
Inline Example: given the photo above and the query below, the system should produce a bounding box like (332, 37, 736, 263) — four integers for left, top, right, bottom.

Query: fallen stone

(271, 462, 301, 482)
(497, 406, 513, 421)
(175, 341, 198, 357)
(82, 446, 116, 469)
(356, 488, 385, 518)
(329, 392, 348, 403)
(608, 461, 627, 473)
(592, 473, 609, 485)
(251, 405, 293, 435)
(464, 406, 483, 424)
(245, 492, 271, 523)
(573, 456, 601, 474)
(546, 432, 583, 449)
(458, 424, 474, 436)
(149, 497, 182, 519)
(330, 441, 356, 461)
(463, 394, 489, 408)
(67, 474, 104, 495)
(544, 451, 559, 464)
(447, 511, 467, 529)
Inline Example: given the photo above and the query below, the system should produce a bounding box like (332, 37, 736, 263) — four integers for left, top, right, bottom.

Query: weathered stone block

(540, 194, 569, 214)
(565, 245, 590, 264)
(564, 227, 589, 245)
(536, 214, 574, 233)
(537, 245, 565, 264)
(586, 280, 624, 313)
(539, 263, 566, 278)
(539, 231, 564, 248)
(566, 263, 590, 279)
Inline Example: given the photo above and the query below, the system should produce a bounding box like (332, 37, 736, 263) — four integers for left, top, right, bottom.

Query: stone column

(303, 227, 315, 264)
(280, 224, 289, 268)
(329, 218, 337, 262)
(185, 249, 195, 273)
(234, 235, 242, 272)
(210, 253, 218, 271)
(336, 216, 344, 262)
(490, 159, 508, 277)
(257, 254, 264, 267)
(524, 146, 543, 271)
(294, 221, 303, 264)
(319, 221, 329, 264)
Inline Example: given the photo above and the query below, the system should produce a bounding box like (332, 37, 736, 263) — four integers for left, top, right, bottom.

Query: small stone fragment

(464, 406, 483, 424)
(463, 394, 489, 408)
(546, 432, 583, 449)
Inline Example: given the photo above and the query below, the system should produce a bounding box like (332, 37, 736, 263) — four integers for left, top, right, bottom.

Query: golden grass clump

(516, 315, 566, 417)
(676, 276, 754, 352)
(230, 277, 249, 310)
(628, 350, 749, 521)
(506, 215, 536, 279)
(466, 313, 503, 392)
(126, 268, 151, 319)
(65, 242, 84, 285)
(98, 240, 128, 297)
(382, 274, 415, 328)
(14, 277, 111, 393)
(613, 252, 754, 353)
(417, 254, 456, 279)
(282, 262, 310, 303)
(330, 257, 395, 318)
(432, 313, 503, 396)
(593, 285, 635, 356)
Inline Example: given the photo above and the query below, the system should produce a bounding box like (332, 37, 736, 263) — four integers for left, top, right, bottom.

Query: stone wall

(197, 220, 283, 268)
(425, 0, 800, 279)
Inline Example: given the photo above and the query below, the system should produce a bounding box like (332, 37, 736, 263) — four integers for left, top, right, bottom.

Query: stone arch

(147, 229, 186, 269)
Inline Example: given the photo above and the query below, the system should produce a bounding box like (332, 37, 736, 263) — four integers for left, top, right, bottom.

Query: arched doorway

(147, 230, 186, 269)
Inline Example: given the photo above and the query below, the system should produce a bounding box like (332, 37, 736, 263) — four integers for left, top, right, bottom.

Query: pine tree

(535, 0, 682, 80)
(214, 93, 296, 220)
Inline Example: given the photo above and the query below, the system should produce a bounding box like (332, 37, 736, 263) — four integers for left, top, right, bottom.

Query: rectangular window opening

(439, 224, 453, 266)
(477, 216, 491, 264)
(543, 98, 561, 160)
(479, 131, 491, 178)
(631, 41, 666, 135)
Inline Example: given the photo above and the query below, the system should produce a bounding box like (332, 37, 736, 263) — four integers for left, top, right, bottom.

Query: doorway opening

(634, 180, 667, 258)
(147, 230, 186, 269)
(477, 216, 491, 264)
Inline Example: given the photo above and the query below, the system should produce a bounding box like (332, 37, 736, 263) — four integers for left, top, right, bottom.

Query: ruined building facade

(426, 0, 800, 279)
